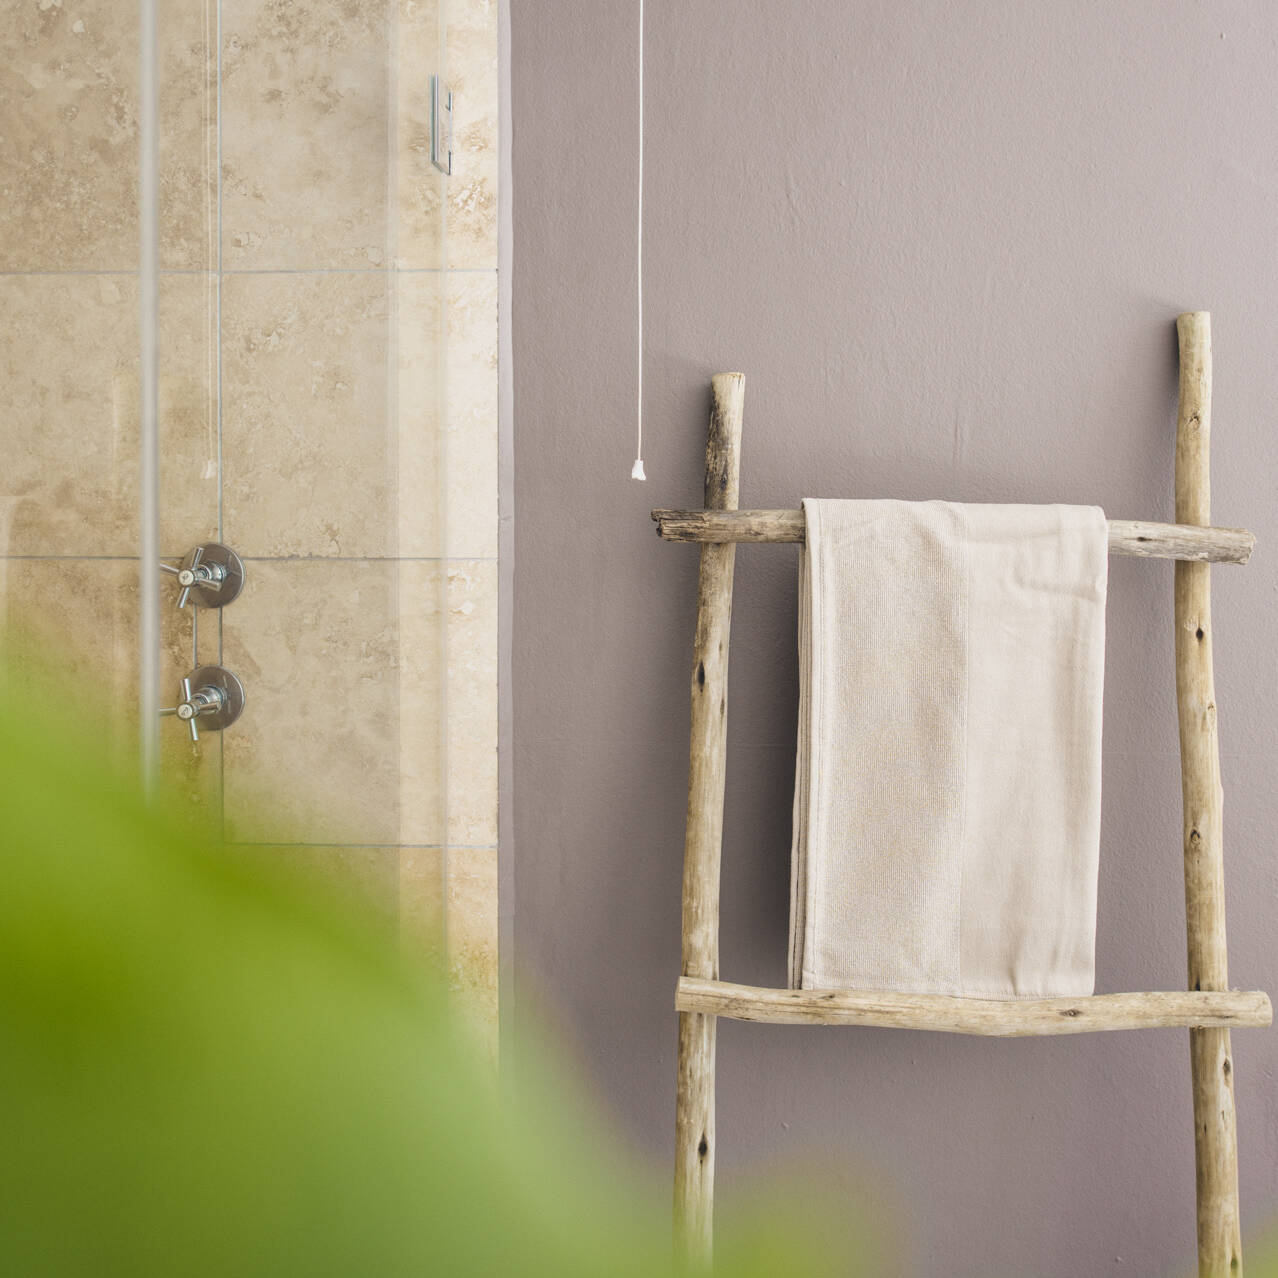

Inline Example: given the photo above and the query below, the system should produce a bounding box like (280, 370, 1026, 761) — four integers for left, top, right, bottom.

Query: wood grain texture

(1174, 312, 1244, 1278)
(673, 373, 745, 1268)
(676, 978, 1272, 1035)
(652, 508, 1255, 563)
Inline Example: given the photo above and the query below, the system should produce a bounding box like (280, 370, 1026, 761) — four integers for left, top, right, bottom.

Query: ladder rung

(653, 509, 1256, 564)
(676, 977, 1272, 1036)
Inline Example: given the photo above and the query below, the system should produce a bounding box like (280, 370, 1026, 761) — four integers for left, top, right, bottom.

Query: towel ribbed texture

(788, 499, 1109, 999)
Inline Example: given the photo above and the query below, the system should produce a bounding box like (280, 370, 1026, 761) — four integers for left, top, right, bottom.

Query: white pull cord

(630, 0, 646, 481)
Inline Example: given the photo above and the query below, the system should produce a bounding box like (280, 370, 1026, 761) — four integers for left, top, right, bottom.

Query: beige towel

(788, 500, 1108, 999)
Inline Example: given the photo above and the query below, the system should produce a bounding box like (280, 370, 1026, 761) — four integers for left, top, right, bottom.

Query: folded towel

(788, 500, 1109, 999)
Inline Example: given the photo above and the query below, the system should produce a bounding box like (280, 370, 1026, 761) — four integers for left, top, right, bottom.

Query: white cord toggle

(630, 0, 646, 482)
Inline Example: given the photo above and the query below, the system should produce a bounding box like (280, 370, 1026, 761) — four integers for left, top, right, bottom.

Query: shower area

(2, 0, 499, 1049)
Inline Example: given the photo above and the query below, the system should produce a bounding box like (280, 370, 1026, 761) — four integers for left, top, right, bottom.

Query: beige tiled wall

(2, 0, 499, 1056)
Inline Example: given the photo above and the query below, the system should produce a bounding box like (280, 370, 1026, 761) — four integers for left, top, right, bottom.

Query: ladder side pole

(674, 372, 745, 1266)
(1174, 312, 1243, 1278)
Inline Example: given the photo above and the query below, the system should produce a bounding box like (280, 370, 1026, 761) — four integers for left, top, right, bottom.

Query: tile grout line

(1, 555, 498, 563)
(0, 268, 495, 277)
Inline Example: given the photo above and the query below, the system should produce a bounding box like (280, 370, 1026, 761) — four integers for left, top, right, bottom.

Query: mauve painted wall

(509, 3, 1278, 1273)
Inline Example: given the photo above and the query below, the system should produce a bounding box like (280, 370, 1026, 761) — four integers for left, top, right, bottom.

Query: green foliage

(4, 665, 1276, 1276)
(0, 673, 864, 1277)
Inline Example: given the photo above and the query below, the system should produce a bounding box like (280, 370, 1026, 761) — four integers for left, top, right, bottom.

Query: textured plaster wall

(510, 4, 1278, 1273)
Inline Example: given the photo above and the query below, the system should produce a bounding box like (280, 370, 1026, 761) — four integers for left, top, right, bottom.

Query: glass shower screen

(4, 1, 451, 921)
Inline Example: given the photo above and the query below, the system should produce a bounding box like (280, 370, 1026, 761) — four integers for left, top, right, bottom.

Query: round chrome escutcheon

(188, 665, 246, 732)
(181, 542, 246, 608)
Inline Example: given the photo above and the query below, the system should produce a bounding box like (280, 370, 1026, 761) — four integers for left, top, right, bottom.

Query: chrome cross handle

(159, 543, 246, 610)
(159, 545, 222, 609)
(160, 674, 222, 742)
(159, 666, 246, 743)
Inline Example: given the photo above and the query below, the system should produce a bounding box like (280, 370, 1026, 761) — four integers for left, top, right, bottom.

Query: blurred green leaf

(0, 669, 863, 1277)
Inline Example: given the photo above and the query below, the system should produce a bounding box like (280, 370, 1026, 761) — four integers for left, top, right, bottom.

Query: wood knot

(698, 1135, 709, 1159)
(1196, 627, 1204, 641)
(1189, 828, 1202, 848)
(1222, 1057, 1232, 1079)
(1060, 1007, 1081, 1018)
(696, 662, 706, 688)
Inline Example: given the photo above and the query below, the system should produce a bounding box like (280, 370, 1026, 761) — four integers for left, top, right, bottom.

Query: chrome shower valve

(159, 665, 246, 743)
(159, 543, 246, 609)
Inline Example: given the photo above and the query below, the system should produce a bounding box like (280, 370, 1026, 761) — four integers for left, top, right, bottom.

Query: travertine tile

(396, 561, 446, 846)
(219, 561, 483, 849)
(397, 271, 497, 558)
(400, 845, 445, 969)
(240, 844, 401, 926)
(447, 845, 498, 1059)
(441, 272, 498, 557)
(395, 559, 495, 847)
(0, 0, 217, 271)
(396, 0, 499, 270)
(1, 273, 219, 556)
(444, 559, 497, 846)
(221, 560, 403, 845)
(395, 0, 445, 269)
(157, 0, 220, 271)
(394, 273, 444, 555)
(444, 0, 499, 269)
(0, 557, 221, 812)
(220, 0, 390, 270)
(221, 271, 394, 557)
(220, 267, 493, 564)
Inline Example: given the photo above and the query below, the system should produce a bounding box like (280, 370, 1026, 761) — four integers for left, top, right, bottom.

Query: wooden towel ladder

(655, 312, 1271, 1276)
